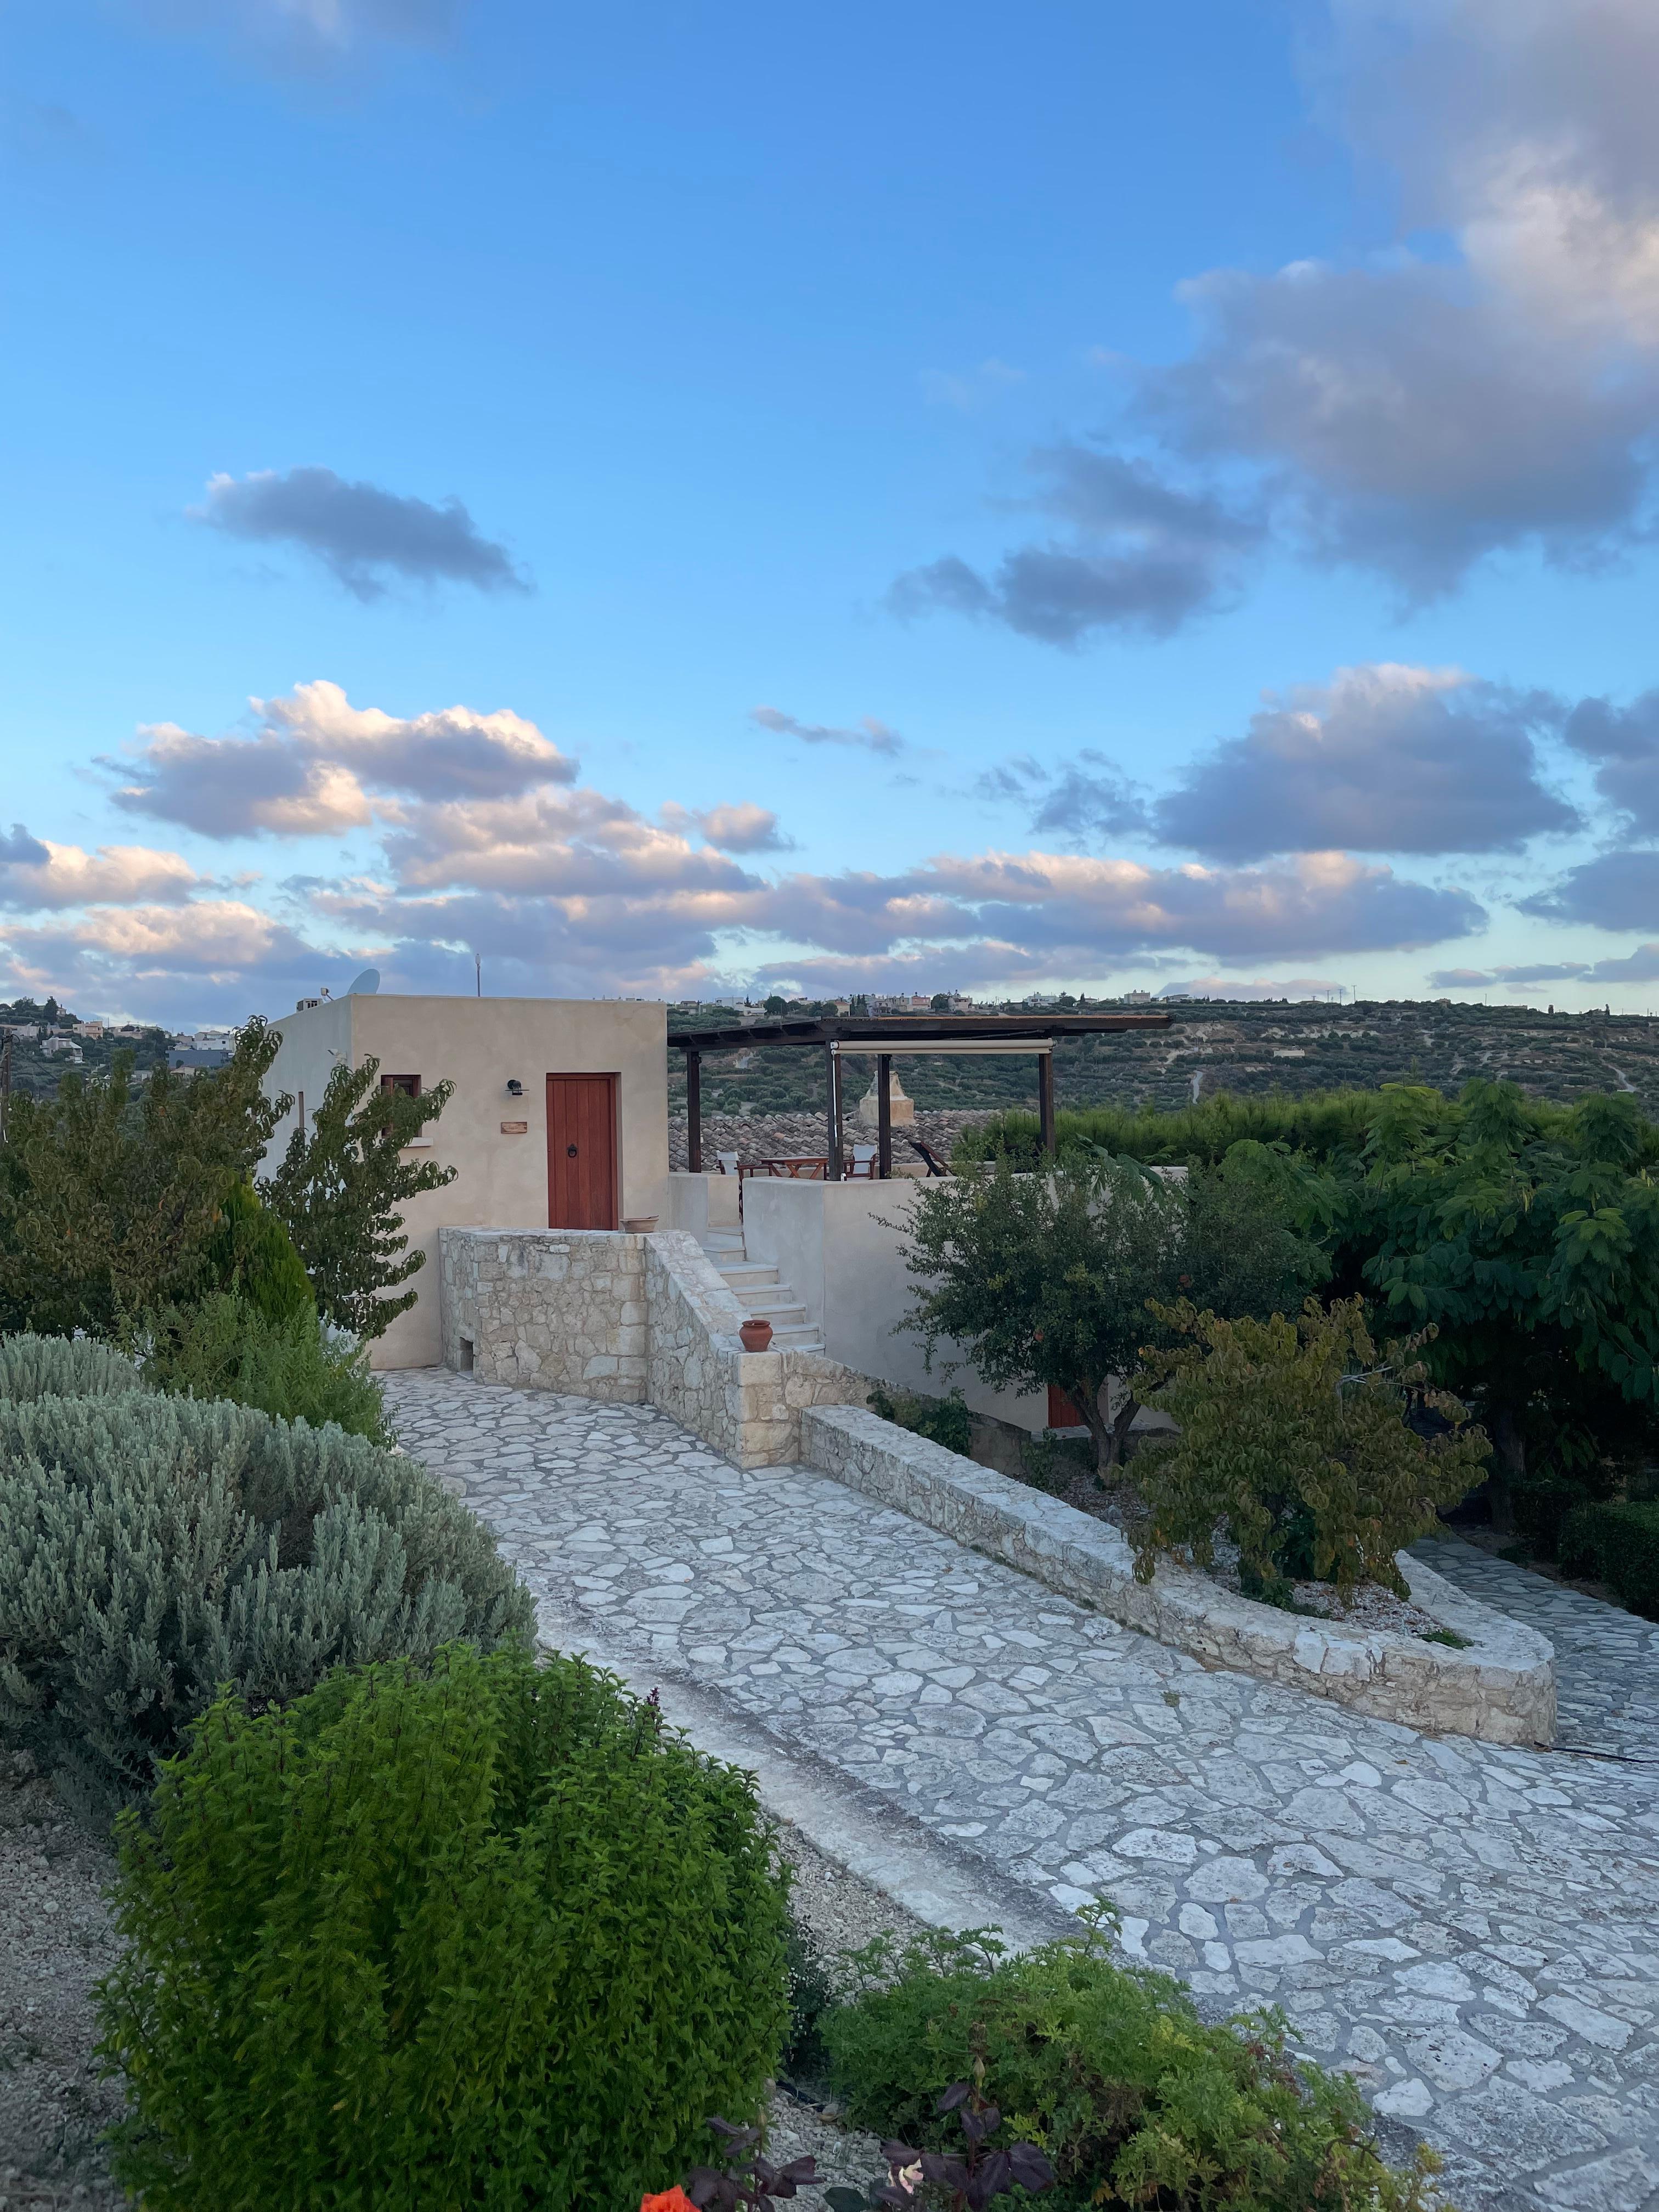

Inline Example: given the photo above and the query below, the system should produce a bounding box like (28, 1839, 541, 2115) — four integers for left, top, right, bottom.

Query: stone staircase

(698, 1227, 824, 1352)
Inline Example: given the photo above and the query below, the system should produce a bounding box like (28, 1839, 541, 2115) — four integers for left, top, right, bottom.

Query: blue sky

(4, 0, 1659, 1024)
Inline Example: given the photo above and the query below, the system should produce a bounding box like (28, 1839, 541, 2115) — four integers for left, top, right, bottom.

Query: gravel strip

(0, 1757, 124, 2212)
(775, 1821, 929, 1966)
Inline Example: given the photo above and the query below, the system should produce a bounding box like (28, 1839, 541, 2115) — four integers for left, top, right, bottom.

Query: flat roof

(670, 1011, 1174, 1052)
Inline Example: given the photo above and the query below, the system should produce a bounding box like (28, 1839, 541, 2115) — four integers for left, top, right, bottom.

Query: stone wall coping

(803, 1404, 1556, 1747)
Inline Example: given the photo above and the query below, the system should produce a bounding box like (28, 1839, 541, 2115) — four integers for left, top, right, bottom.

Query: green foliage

(1559, 1499, 1659, 1618)
(1132, 1300, 1490, 1600)
(823, 1915, 1441, 2211)
(957, 1091, 1382, 1171)
(901, 1155, 1322, 1472)
(867, 1383, 974, 1458)
(137, 1294, 389, 1441)
(264, 1054, 457, 1340)
(0, 1022, 286, 1338)
(782, 1920, 837, 2085)
(0, 1381, 531, 1804)
(1348, 1082, 1659, 1524)
(0, 1331, 151, 1402)
(206, 1180, 313, 1323)
(96, 1644, 790, 2212)
(966, 1080, 1659, 1525)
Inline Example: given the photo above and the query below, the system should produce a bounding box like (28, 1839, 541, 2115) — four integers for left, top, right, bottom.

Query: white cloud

(1136, 0, 1659, 595)
(749, 706, 904, 756)
(0, 834, 204, 912)
(196, 468, 527, 600)
(1157, 977, 1345, 1000)
(111, 681, 577, 839)
(1153, 662, 1578, 858)
(660, 801, 792, 854)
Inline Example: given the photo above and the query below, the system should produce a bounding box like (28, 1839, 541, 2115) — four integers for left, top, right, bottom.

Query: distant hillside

(0, 1000, 170, 1103)
(668, 999, 1659, 1120)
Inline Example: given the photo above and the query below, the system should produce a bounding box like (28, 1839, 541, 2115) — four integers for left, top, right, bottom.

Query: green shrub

(1511, 1475, 1594, 1560)
(97, 1644, 790, 2212)
(1559, 1498, 1659, 1617)
(824, 1916, 1440, 2211)
(207, 1181, 314, 1323)
(0, 1025, 286, 1338)
(1132, 1300, 1489, 1601)
(138, 1294, 388, 1442)
(0, 1331, 151, 1402)
(868, 1383, 974, 1458)
(782, 1919, 837, 2085)
(0, 1387, 531, 1803)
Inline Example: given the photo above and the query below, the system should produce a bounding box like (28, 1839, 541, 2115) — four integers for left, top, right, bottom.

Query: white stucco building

(261, 992, 669, 1368)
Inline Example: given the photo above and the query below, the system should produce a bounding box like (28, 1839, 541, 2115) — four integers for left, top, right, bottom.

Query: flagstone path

(385, 1370, 1659, 2212)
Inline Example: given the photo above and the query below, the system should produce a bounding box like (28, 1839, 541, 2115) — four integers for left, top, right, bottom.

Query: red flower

(640, 2192, 697, 2212)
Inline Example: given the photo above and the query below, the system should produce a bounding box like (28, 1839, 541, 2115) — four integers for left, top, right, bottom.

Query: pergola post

(826, 1042, 843, 1180)
(1038, 1049, 1056, 1158)
(877, 1052, 893, 1178)
(685, 1049, 702, 1172)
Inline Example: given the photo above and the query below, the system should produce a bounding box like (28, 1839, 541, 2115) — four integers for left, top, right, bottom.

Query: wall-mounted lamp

(505, 1077, 523, 1097)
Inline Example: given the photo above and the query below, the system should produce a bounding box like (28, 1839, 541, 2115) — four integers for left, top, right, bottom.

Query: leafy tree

(1132, 1299, 1489, 1600)
(264, 1055, 456, 1340)
(899, 1154, 1322, 1474)
(0, 1022, 285, 1338)
(1346, 1082, 1659, 1527)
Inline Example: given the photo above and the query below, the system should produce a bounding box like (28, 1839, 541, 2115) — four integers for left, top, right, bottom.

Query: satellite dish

(345, 968, 381, 996)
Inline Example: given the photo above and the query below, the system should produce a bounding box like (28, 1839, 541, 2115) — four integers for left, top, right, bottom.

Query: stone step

(769, 1327, 824, 1351)
(717, 1260, 782, 1288)
(737, 1296, 810, 1327)
(701, 1230, 746, 1252)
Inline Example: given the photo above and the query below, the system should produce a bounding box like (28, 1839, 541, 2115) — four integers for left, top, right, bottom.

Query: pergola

(671, 1010, 1175, 1178)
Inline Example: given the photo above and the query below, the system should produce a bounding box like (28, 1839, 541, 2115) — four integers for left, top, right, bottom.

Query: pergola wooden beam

(670, 1008, 1174, 1180)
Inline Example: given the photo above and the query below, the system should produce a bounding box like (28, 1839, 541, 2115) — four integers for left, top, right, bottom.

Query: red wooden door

(1047, 1383, 1086, 1430)
(546, 1074, 618, 1229)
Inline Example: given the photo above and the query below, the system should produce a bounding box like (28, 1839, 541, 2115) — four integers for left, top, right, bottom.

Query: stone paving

(1417, 1538, 1659, 1769)
(385, 1370, 1659, 2212)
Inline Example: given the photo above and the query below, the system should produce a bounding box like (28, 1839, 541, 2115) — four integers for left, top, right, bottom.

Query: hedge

(1558, 1498, 1659, 1619)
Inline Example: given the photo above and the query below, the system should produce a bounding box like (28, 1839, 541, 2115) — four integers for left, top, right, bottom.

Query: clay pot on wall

(738, 1318, 774, 1352)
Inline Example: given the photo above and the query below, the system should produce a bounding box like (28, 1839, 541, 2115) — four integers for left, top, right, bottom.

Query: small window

(382, 1073, 421, 1098)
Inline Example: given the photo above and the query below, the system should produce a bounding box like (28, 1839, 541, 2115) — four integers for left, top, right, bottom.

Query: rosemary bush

(0, 1382, 530, 1802)
(97, 1645, 790, 2212)
(825, 1916, 1441, 2211)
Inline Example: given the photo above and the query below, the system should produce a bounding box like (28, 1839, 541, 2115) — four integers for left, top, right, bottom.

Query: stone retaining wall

(803, 1404, 1556, 1746)
(438, 1227, 648, 1398)
(439, 1226, 868, 1470)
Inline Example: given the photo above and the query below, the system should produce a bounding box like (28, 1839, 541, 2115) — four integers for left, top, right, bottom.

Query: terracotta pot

(738, 1318, 774, 1353)
(623, 1215, 659, 1233)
